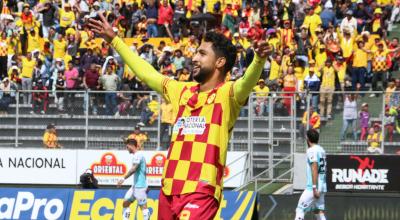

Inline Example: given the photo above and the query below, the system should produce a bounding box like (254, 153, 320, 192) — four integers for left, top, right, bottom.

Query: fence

(304, 90, 391, 154)
(0, 90, 398, 155)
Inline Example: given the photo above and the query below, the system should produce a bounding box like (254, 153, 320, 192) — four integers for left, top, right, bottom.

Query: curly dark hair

(204, 32, 237, 75)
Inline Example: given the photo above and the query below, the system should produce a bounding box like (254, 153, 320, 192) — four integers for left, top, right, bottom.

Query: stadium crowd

(0, 0, 400, 152)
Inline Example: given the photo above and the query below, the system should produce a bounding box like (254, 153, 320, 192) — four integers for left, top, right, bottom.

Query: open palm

(88, 12, 116, 43)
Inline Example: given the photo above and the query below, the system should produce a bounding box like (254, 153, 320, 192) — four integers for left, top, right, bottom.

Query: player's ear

(215, 57, 226, 70)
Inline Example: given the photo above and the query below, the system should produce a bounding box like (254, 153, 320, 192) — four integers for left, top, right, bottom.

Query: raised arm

(233, 41, 269, 104)
(89, 12, 166, 94)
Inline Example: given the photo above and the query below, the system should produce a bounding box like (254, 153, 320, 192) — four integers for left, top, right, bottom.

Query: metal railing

(234, 154, 293, 192)
(303, 90, 391, 154)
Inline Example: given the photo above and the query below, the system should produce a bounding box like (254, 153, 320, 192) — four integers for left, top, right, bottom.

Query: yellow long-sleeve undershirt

(111, 36, 266, 102)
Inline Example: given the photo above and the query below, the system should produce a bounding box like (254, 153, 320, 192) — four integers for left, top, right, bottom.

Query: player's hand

(313, 189, 320, 199)
(253, 40, 271, 59)
(117, 178, 124, 187)
(88, 12, 116, 43)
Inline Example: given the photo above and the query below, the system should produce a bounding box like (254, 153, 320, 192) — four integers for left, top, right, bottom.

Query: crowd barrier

(0, 149, 247, 188)
(0, 188, 257, 220)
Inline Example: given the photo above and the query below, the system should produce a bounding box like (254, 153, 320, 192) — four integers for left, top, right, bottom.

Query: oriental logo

(146, 153, 167, 177)
(90, 153, 127, 176)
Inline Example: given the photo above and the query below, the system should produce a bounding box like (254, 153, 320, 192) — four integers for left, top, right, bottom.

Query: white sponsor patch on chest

(173, 116, 206, 135)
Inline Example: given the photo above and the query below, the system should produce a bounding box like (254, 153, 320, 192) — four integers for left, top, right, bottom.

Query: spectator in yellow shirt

(21, 52, 36, 104)
(160, 98, 174, 150)
(253, 79, 269, 116)
(302, 5, 322, 38)
(319, 59, 337, 120)
(333, 56, 347, 109)
(43, 124, 62, 148)
(351, 39, 369, 91)
(177, 67, 190, 82)
(53, 33, 67, 59)
(268, 53, 282, 84)
(128, 126, 148, 149)
(58, 3, 75, 35)
(315, 45, 327, 71)
(340, 28, 356, 60)
(27, 28, 40, 53)
(367, 123, 383, 154)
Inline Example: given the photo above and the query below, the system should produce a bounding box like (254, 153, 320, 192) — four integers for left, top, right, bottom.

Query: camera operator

(80, 169, 98, 189)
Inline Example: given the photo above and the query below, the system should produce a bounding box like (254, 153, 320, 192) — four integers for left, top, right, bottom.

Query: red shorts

(158, 191, 219, 220)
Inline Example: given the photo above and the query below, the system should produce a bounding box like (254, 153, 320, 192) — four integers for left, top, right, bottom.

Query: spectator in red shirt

(31, 80, 48, 114)
(248, 21, 264, 41)
(83, 63, 100, 115)
(239, 17, 250, 37)
(64, 61, 79, 114)
(158, 0, 173, 38)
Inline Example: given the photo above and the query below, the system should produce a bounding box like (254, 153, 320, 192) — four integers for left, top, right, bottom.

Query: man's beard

(193, 67, 214, 83)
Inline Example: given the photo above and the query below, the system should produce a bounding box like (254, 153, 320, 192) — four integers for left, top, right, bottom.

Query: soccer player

(295, 129, 327, 220)
(117, 138, 150, 220)
(89, 13, 270, 219)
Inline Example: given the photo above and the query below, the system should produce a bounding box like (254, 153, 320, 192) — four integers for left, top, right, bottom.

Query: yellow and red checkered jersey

(161, 79, 242, 201)
(110, 36, 265, 202)
(0, 40, 8, 56)
(372, 50, 389, 72)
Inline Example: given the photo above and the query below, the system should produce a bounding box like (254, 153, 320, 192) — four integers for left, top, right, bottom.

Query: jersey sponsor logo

(184, 203, 200, 209)
(90, 153, 127, 176)
(146, 153, 166, 177)
(173, 116, 206, 135)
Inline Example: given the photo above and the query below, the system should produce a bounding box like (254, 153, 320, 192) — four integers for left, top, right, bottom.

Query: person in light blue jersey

(295, 129, 327, 220)
(118, 137, 150, 220)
